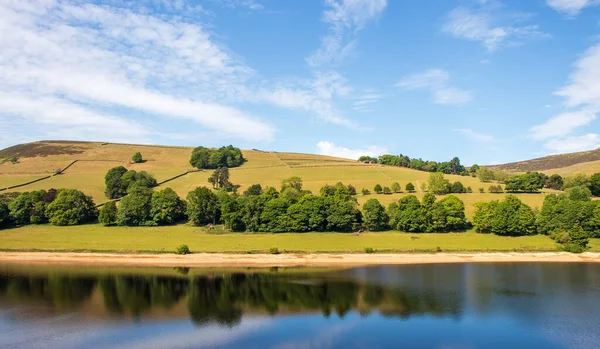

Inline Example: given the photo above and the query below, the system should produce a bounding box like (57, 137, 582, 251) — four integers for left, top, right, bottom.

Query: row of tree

(360, 155, 469, 176)
(189, 145, 245, 169)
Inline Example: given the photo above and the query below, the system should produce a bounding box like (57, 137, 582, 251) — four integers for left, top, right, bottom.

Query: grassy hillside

(0, 141, 555, 218)
(491, 147, 600, 173)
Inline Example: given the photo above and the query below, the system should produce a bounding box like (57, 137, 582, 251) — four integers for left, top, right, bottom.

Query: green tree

(536, 194, 596, 236)
(405, 183, 415, 192)
(189, 145, 245, 169)
(132, 152, 143, 163)
(98, 201, 118, 226)
(428, 172, 450, 195)
(287, 195, 331, 232)
(505, 172, 544, 193)
(546, 174, 564, 190)
(260, 198, 291, 232)
(430, 195, 467, 232)
(472, 201, 500, 234)
(361, 188, 370, 195)
(563, 174, 590, 190)
(562, 225, 590, 253)
(491, 195, 537, 236)
(281, 177, 303, 192)
(208, 167, 232, 190)
(374, 184, 383, 194)
(489, 185, 504, 193)
(493, 171, 510, 183)
(391, 196, 424, 232)
(104, 166, 128, 199)
(186, 187, 220, 226)
(8, 190, 48, 225)
(362, 199, 388, 231)
(421, 192, 436, 230)
(9, 156, 18, 164)
(347, 184, 357, 196)
(450, 181, 465, 193)
(0, 202, 10, 227)
(391, 182, 401, 193)
(243, 184, 263, 196)
(325, 200, 361, 232)
(117, 186, 153, 226)
(469, 164, 480, 176)
(567, 186, 592, 201)
(590, 173, 600, 196)
(383, 186, 392, 194)
(476, 167, 495, 182)
(150, 188, 185, 225)
(46, 189, 98, 226)
(333, 182, 352, 202)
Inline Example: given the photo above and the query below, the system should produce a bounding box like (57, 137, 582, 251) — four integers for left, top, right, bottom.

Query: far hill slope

(490, 148, 600, 173)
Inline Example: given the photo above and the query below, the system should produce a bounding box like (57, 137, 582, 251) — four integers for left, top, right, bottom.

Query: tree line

(189, 145, 245, 169)
(360, 154, 470, 176)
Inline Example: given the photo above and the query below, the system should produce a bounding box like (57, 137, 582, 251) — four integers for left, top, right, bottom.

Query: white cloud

(546, 0, 599, 15)
(555, 44, 600, 109)
(307, 0, 387, 67)
(531, 111, 596, 140)
(213, 0, 264, 11)
(352, 91, 381, 112)
(443, 5, 549, 51)
(396, 69, 472, 105)
(545, 134, 600, 153)
(316, 141, 388, 160)
(452, 128, 495, 142)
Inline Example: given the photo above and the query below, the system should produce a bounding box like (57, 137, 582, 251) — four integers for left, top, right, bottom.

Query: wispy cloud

(212, 0, 264, 11)
(546, 0, 599, 16)
(352, 91, 381, 112)
(307, 0, 387, 67)
(442, 3, 549, 51)
(452, 128, 495, 142)
(545, 134, 600, 153)
(316, 141, 388, 160)
(531, 111, 596, 140)
(396, 69, 472, 105)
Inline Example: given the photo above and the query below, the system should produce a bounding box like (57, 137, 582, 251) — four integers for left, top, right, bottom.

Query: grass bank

(2, 224, 598, 253)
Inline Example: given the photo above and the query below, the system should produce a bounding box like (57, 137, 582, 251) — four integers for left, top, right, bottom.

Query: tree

(421, 193, 436, 230)
(117, 186, 153, 226)
(244, 184, 263, 196)
(347, 184, 357, 196)
(473, 201, 499, 234)
(491, 195, 537, 236)
(450, 181, 465, 193)
(9, 156, 18, 164)
(189, 145, 245, 169)
(383, 186, 392, 194)
(505, 172, 544, 193)
(563, 174, 590, 190)
(489, 185, 504, 193)
(104, 166, 128, 199)
(494, 171, 510, 183)
(390, 196, 424, 232)
(561, 225, 590, 253)
(430, 195, 467, 232)
(567, 186, 592, 201)
(546, 174, 564, 191)
(186, 187, 220, 226)
(99, 201, 118, 226)
(476, 167, 495, 182)
(362, 199, 388, 231)
(325, 200, 361, 232)
(361, 188, 370, 195)
(333, 182, 353, 202)
(479, 187, 485, 193)
(391, 182, 401, 193)
(469, 164, 480, 176)
(281, 176, 303, 192)
(150, 188, 185, 225)
(374, 184, 383, 194)
(590, 173, 600, 196)
(132, 152, 143, 163)
(405, 183, 415, 192)
(208, 167, 232, 190)
(536, 194, 596, 236)
(46, 189, 98, 226)
(8, 190, 48, 225)
(0, 202, 10, 227)
(428, 172, 450, 195)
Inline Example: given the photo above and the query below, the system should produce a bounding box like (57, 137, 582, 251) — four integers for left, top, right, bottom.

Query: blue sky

(1, 0, 600, 165)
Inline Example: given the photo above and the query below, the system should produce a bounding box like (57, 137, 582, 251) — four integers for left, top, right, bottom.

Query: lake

(1, 263, 599, 348)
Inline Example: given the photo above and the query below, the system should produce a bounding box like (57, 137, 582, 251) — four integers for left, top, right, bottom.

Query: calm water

(1, 263, 599, 349)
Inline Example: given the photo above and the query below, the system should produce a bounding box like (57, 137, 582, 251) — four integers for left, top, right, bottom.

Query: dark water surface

(1, 263, 599, 349)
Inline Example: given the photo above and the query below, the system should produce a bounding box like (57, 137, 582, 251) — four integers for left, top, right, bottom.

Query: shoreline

(0, 252, 599, 267)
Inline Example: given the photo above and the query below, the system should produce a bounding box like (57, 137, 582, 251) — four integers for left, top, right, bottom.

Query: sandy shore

(0, 252, 599, 267)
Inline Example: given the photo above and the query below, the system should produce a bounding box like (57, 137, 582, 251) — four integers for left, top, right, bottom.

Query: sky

(1, 0, 600, 165)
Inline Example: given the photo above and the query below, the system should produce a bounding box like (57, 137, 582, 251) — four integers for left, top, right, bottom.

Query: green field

(1, 224, 598, 253)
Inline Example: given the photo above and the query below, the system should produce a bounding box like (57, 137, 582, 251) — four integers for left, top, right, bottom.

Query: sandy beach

(0, 252, 599, 267)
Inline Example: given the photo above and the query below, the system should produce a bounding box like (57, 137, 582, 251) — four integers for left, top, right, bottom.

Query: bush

(98, 201, 118, 226)
(269, 247, 280, 255)
(361, 188, 370, 195)
(479, 187, 484, 193)
(190, 145, 245, 169)
(436, 246, 442, 252)
(132, 152, 143, 163)
(176, 244, 190, 255)
(46, 189, 98, 226)
(374, 184, 383, 194)
(9, 156, 18, 164)
(489, 185, 504, 193)
(383, 186, 392, 194)
(405, 183, 415, 192)
(364, 247, 375, 254)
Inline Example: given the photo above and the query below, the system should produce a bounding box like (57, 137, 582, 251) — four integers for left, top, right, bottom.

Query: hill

(0, 140, 555, 219)
(491, 148, 600, 174)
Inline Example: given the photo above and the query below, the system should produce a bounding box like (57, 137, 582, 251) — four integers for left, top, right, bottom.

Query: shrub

(436, 246, 442, 252)
(383, 186, 392, 194)
(244, 184, 263, 196)
(405, 183, 415, 192)
(176, 244, 190, 255)
(98, 201, 118, 226)
(489, 185, 504, 193)
(132, 152, 143, 163)
(269, 247, 280, 255)
(361, 188, 371, 195)
(450, 181, 465, 194)
(479, 187, 484, 193)
(46, 189, 98, 226)
(9, 156, 18, 164)
(364, 247, 375, 254)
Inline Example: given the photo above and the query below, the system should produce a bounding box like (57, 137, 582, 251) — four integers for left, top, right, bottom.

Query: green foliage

(176, 244, 190, 255)
(244, 184, 263, 196)
(150, 188, 185, 225)
(590, 173, 600, 197)
(0, 202, 10, 227)
(536, 194, 598, 237)
(374, 184, 383, 194)
(505, 172, 545, 193)
(362, 199, 388, 231)
(428, 172, 451, 195)
(389, 196, 425, 232)
(361, 188, 370, 195)
(490, 195, 537, 236)
(104, 166, 156, 199)
(563, 174, 590, 190)
(186, 187, 220, 226)
(479, 187, 484, 193)
(472, 201, 499, 233)
(347, 184, 357, 196)
(476, 167, 495, 182)
(9, 156, 18, 164)
(117, 186, 153, 226)
(494, 171, 510, 183)
(488, 185, 504, 193)
(450, 181, 465, 193)
(46, 189, 98, 226)
(364, 247, 375, 254)
(546, 174, 564, 190)
(281, 176, 303, 192)
(378, 154, 467, 175)
(208, 167, 233, 190)
(189, 145, 245, 169)
(430, 195, 467, 232)
(405, 183, 415, 192)
(98, 201, 118, 226)
(560, 225, 589, 253)
(391, 182, 401, 193)
(469, 164, 480, 176)
(132, 152, 143, 163)
(269, 247, 280, 254)
(566, 186, 592, 201)
(358, 156, 378, 163)
(8, 190, 50, 225)
(383, 186, 392, 194)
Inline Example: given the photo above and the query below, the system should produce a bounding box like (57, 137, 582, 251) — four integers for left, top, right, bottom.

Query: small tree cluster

(505, 172, 545, 193)
(104, 166, 157, 199)
(488, 185, 504, 193)
(132, 152, 143, 163)
(377, 155, 468, 176)
(387, 193, 467, 233)
(427, 173, 467, 195)
(189, 145, 245, 169)
(472, 195, 537, 236)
